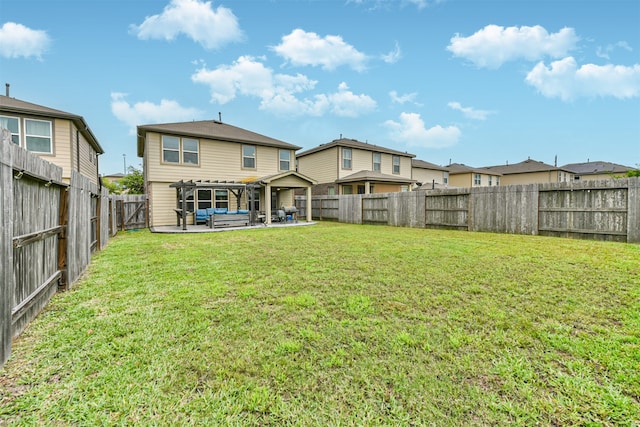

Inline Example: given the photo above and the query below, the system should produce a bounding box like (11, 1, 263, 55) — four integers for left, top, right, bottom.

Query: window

(392, 155, 400, 174)
(25, 119, 52, 153)
(474, 174, 481, 185)
(443, 172, 449, 185)
(162, 136, 180, 163)
(488, 176, 493, 186)
(342, 148, 352, 169)
(496, 176, 500, 186)
(243, 145, 256, 169)
(162, 135, 199, 165)
(196, 189, 212, 210)
(0, 115, 20, 144)
(215, 189, 229, 209)
(183, 138, 199, 165)
(327, 186, 335, 196)
(357, 185, 366, 194)
(373, 152, 381, 172)
(279, 149, 290, 171)
(342, 185, 353, 195)
(401, 185, 409, 192)
(179, 188, 194, 212)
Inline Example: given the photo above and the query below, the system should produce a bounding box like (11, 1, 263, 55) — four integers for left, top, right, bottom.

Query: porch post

(306, 185, 312, 222)
(365, 182, 371, 194)
(265, 183, 272, 225)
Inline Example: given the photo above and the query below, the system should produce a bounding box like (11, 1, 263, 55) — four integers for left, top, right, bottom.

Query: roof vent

(5, 83, 9, 97)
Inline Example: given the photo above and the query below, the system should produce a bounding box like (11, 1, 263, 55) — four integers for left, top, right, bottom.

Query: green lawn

(1, 222, 639, 426)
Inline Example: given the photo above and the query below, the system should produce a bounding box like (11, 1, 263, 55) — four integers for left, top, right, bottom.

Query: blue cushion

(238, 209, 249, 214)
(195, 209, 208, 219)
(213, 208, 227, 214)
(227, 211, 238, 215)
(206, 208, 216, 216)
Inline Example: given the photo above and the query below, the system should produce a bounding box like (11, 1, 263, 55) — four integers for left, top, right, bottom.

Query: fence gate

(113, 195, 148, 231)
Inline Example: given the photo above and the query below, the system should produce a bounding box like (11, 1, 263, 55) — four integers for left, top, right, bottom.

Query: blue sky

(1, 0, 639, 175)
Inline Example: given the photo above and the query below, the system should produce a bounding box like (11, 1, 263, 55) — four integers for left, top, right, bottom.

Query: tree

(626, 166, 640, 177)
(120, 166, 144, 194)
(102, 177, 123, 194)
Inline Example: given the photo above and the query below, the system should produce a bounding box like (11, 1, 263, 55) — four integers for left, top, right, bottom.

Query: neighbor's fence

(0, 132, 147, 367)
(295, 178, 640, 243)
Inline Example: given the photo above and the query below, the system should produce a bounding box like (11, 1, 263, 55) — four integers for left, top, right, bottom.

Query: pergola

(170, 171, 315, 230)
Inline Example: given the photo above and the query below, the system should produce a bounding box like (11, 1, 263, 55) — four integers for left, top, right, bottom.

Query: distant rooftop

(561, 161, 634, 175)
(297, 137, 415, 158)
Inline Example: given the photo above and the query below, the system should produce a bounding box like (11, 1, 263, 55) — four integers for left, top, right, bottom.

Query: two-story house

(411, 159, 449, 189)
(446, 163, 502, 188)
(137, 120, 315, 226)
(561, 161, 634, 181)
(483, 158, 574, 185)
(296, 137, 415, 195)
(0, 92, 104, 185)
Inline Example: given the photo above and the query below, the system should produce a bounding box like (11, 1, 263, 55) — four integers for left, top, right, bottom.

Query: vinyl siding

(499, 171, 565, 185)
(449, 174, 472, 188)
(412, 168, 445, 185)
(297, 147, 338, 184)
(145, 132, 286, 183)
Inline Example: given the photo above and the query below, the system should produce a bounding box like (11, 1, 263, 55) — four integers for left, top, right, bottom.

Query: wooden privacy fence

(295, 178, 640, 243)
(1, 132, 136, 367)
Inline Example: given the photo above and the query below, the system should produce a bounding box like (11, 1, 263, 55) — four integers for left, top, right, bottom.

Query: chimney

(5, 83, 9, 97)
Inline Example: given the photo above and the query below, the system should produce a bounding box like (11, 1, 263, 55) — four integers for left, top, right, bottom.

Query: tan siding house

(297, 138, 415, 195)
(137, 120, 314, 226)
(411, 159, 449, 189)
(0, 94, 104, 185)
(483, 159, 574, 185)
(447, 163, 502, 188)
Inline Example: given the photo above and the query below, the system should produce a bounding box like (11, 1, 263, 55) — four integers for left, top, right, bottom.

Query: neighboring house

(561, 161, 635, 181)
(446, 163, 502, 188)
(102, 172, 125, 185)
(0, 93, 104, 185)
(137, 120, 315, 227)
(411, 159, 449, 189)
(483, 158, 573, 185)
(296, 137, 416, 195)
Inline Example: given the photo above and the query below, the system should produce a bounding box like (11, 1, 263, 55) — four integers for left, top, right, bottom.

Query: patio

(151, 220, 317, 234)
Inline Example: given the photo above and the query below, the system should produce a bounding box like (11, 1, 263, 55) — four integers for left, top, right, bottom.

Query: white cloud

(596, 41, 632, 60)
(384, 112, 461, 148)
(0, 22, 51, 59)
(447, 25, 579, 69)
(447, 101, 493, 120)
(381, 42, 401, 64)
(111, 93, 203, 133)
(525, 57, 640, 101)
(129, 0, 243, 50)
(389, 90, 420, 105)
(192, 56, 377, 118)
(271, 29, 368, 71)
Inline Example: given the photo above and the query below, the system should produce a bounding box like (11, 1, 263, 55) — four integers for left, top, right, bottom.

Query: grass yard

(1, 222, 639, 426)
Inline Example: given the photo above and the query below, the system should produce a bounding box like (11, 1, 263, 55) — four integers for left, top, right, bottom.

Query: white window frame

(0, 115, 20, 145)
(25, 118, 52, 154)
(162, 135, 199, 165)
(279, 149, 290, 171)
(392, 155, 400, 174)
(373, 152, 381, 172)
(243, 145, 256, 169)
(342, 148, 352, 169)
(474, 173, 481, 185)
(215, 189, 229, 209)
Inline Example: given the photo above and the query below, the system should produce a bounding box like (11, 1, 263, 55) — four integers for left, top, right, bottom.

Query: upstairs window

(162, 135, 199, 165)
(373, 152, 381, 172)
(496, 176, 500, 186)
(279, 149, 290, 171)
(25, 119, 52, 153)
(243, 145, 256, 169)
(342, 148, 352, 169)
(488, 176, 493, 186)
(0, 115, 20, 144)
(392, 155, 400, 174)
(474, 173, 481, 185)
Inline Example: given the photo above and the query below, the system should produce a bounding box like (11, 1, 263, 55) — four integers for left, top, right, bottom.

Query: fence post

(1, 129, 14, 366)
(58, 186, 69, 290)
(628, 177, 640, 243)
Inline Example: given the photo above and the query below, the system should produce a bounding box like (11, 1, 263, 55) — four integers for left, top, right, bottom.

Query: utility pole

(123, 154, 127, 174)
